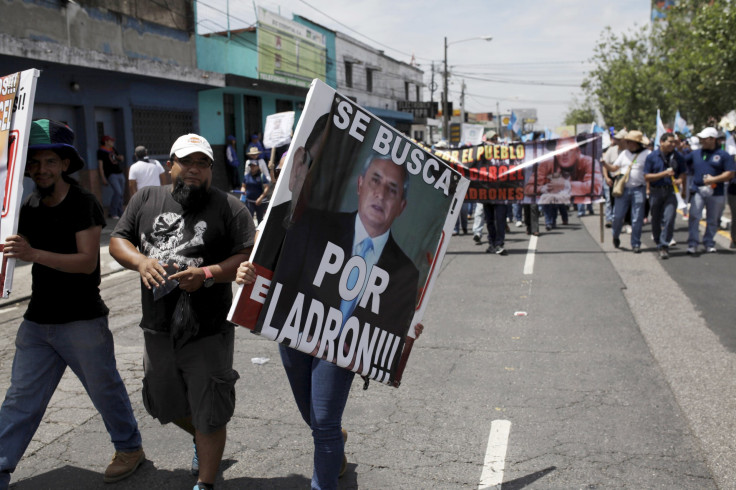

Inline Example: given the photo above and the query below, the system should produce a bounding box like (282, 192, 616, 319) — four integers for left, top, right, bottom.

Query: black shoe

(495, 245, 507, 256)
(659, 248, 669, 259)
(605, 221, 612, 228)
(485, 245, 495, 253)
(633, 246, 641, 253)
(613, 237, 620, 248)
(473, 234, 481, 243)
(545, 225, 552, 231)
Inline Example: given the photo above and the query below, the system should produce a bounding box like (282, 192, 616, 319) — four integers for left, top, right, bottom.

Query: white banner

(0, 69, 40, 298)
(263, 111, 295, 149)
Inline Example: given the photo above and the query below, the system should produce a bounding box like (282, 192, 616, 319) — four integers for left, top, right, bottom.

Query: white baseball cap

(696, 127, 718, 139)
(170, 133, 214, 160)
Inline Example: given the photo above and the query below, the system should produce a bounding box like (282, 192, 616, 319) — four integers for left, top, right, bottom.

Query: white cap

(696, 127, 718, 139)
(170, 133, 213, 160)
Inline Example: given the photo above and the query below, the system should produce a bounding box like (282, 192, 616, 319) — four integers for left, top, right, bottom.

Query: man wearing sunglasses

(109, 133, 255, 490)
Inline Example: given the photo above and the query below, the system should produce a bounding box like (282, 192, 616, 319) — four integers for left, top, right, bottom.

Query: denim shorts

(142, 328, 239, 434)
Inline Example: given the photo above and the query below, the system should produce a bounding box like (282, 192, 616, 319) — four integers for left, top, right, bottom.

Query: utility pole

(443, 36, 449, 141)
(496, 101, 501, 135)
(430, 62, 435, 105)
(460, 79, 466, 124)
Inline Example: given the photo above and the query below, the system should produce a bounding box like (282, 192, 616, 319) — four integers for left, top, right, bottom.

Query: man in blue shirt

(644, 133, 687, 259)
(684, 127, 736, 254)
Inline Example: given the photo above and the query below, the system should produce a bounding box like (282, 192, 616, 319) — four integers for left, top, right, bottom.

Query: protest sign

(0, 69, 40, 298)
(263, 111, 295, 149)
(229, 79, 468, 386)
(428, 134, 604, 205)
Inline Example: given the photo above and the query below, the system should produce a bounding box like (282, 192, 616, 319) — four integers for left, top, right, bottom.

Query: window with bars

(132, 108, 194, 156)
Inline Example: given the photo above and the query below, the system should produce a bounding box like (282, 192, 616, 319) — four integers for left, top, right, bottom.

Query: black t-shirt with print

(21, 185, 109, 323)
(112, 186, 255, 338)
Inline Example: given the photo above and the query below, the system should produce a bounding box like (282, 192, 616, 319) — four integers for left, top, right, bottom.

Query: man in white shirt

(128, 146, 166, 196)
(601, 130, 651, 253)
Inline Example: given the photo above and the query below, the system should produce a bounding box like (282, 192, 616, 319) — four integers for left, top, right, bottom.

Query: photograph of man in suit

(261, 151, 420, 347)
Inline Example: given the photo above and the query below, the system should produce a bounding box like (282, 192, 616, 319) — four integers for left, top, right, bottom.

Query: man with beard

(109, 133, 255, 490)
(0, 120, 143, 488)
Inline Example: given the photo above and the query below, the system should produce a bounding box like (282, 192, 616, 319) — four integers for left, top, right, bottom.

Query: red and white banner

(0, 69, 40, 298)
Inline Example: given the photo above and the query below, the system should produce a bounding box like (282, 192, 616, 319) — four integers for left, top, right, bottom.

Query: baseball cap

(696, 127, 718, 139)
(169, 133, 214, 160)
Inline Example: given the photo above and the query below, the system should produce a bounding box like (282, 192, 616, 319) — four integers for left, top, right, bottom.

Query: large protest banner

(0, 69, 40, 298)
(229, 79, 468, 386)
(429, 134, 603, 205)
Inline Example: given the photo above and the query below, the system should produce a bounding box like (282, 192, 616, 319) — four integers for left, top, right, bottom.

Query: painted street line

(523, 235, 537, 275)
(478, 419, 512, 489)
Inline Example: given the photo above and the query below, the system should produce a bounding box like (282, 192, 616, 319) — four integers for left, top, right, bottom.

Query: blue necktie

(339, 237, 374, 326)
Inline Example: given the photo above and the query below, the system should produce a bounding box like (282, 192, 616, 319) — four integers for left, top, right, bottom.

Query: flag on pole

(655, 109, 666, 149)
(674, 110, 691, 137)
(507, 111, 521, 135)
(725, 130, 736, 156)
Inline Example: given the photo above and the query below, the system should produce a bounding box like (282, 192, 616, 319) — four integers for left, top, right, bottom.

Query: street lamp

(443, 35, 492, 142)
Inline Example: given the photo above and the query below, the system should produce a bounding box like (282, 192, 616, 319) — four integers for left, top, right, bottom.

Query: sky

(195, 0, 653, 130)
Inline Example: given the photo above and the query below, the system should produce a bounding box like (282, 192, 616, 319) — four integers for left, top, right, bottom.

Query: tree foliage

(583, 0, 736, 134)
(563, 98, 596, 126)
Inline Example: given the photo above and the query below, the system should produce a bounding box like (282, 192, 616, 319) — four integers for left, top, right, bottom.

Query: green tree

(584, 0, 736, 133)
(563, 99, 596, 126)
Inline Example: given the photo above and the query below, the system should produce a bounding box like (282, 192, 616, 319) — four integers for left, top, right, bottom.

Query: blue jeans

(472, 203, 485, 237)
(0, 317, 141, 488)
(612, 186, 646, 248)
(688, 191, 725, 248)
(107, 172, 126, 217)
(512, 203, 523, 222)
(649, 188, 677, 248)
(279, 345, 355, 490)
(542, 204, 568, 228)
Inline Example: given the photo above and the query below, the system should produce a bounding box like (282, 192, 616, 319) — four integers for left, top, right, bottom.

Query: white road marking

(0, 305, 20, 314)
(478, 419, 512, 489)
(523, 235, 537, 275)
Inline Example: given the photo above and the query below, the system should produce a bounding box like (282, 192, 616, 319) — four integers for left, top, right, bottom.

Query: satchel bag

(611, 157, 636, 197)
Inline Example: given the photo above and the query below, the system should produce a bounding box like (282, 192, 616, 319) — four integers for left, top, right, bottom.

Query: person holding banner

(252, 152, 419, 489)
(0, 120, 144, 487)
(644, 133, 686, 259)
(109, 133, 255, 490)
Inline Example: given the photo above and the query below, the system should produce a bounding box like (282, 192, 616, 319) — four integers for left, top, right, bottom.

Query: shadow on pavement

(501, 465, 556, 489)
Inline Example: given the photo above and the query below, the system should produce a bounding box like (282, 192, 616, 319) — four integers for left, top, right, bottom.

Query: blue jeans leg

(543, 204, 557, 228)
(0, 321, 68, 487)
(472, 203, 485, 237)
(494, 204, 508, 246)
(688, 192, 706, 248)
(60, 317, 141, 451)
(108, 173, 125, 217)
(703, 194, 725, 248)
(279, 345, 355, 490)
(629, 186, 646, 248)
(512, 203, 522, 222)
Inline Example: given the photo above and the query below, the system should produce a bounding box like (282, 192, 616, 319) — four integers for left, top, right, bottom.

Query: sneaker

(515, 220, 523, 227)
(669, 238, 677, 247)
(485, 245, 495, 253)
(191, 442, 199, 476)
(495, 245, 508, 256)
(686, 246, 697, 254)
(613, 237, 620, 248)
(659, 248, 669, 260)
(545, 224, 552, 231)
(624, 225, 632, 234)
(707, 247, 717, 253)
(633, 246, 641, 254)
(104, 447, 145, 483)
(605, 221, 612, 228)
(473, 234, 481, 243)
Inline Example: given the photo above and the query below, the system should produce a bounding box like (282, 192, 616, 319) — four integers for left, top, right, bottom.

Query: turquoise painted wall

(198, 89, 225, 145)
(196, 31, 259, 78)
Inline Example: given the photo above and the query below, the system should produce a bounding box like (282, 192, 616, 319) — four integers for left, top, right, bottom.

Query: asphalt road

(0, 209, 734, 489)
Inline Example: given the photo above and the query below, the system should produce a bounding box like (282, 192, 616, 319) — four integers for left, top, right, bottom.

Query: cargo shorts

(142, 327, 239, 434)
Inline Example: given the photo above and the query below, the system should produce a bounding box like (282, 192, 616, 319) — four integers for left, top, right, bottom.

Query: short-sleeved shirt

(21, 185, 108, 323)
(98, 147, 124, 177)
(111, 186, 255, 338)
(128, 158, 165, 189)
(685, 148, 736, 196)
(643, 149, 686, 188)
(243, 171, 267, 201)
(613, 149, 650, 187)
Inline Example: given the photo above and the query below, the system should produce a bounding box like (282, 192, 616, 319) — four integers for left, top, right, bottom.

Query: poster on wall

(229, 79, 468, 387)
(0, 69, 40, 298)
